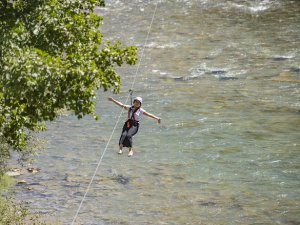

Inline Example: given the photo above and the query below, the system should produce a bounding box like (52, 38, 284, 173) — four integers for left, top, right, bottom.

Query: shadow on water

(112, 174, 130, 185)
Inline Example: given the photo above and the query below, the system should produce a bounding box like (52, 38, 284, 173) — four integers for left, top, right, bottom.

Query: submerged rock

(219, 76, 238, 81)
(27, 168, 40, 173)
(5, 167, 40, 177)
(290, 67, 300, 73)
(273, 56, 293, 61)
(211, 70, 227, 75)
(173, 76, 185, 81)
(199, 201, 217, 207)
(5, 168, 22, 177)
(17, 180, 27, 185)
(113, 174, 130, 185)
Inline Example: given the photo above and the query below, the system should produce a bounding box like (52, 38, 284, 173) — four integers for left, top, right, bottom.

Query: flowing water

(14, 0, 300, 224)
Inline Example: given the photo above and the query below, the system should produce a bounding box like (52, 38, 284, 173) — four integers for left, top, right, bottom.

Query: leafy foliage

(0, 138, 9, 175)
(0, 0, 137, 149)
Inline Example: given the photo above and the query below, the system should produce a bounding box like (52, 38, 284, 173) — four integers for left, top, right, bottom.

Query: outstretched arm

(144, 111, 161, 124)
(108, 97, 129, 110)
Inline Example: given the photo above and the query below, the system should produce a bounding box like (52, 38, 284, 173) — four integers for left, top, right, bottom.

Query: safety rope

(71, 1, 159, 224)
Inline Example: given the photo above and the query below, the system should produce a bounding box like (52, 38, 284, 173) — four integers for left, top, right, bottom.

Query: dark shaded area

(290, 67, 300, 73)
(113, 174, 130, 185)
(273, 56, 292, 61)
(199, 201, 217, 207)
(219, 76, 238, 81)
(211, 70, 227, 75)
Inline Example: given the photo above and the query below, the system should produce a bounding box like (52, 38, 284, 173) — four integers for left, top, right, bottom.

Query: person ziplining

(108, 96, 161, 157)
(71, 1, 160, 223)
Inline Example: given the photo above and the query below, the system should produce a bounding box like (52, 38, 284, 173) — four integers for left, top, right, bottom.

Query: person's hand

(108, 96, 113, 101)
(157, 118, 161, 124)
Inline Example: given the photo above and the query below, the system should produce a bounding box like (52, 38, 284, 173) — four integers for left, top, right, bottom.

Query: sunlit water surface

(14, 0, 299, 224)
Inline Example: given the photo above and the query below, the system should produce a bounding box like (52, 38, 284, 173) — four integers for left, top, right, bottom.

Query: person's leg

(119, 128, 128, 154)
(126, 125, 139, 157)
(118, 144, 123, 154)
(128, 147, 133, 157)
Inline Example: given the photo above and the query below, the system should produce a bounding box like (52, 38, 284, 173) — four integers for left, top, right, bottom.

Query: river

(14, 0, 300, 224)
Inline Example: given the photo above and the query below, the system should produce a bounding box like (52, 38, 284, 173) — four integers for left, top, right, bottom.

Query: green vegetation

(0, 151, 46, 224)
(0, 174, 41, 224)
(0, 196, 46, 225)
(0, 0, 137, 223)
(0, 175, 22, 224)
(0, 0, 137, 150)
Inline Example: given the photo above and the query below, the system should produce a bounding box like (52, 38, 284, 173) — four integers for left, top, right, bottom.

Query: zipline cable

(71, 1, 159, 224)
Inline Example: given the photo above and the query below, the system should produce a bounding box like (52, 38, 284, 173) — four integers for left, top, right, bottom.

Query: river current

(14, 0, 299, 224)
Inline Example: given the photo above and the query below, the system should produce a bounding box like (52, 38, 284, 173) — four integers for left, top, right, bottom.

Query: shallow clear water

(14, 0, 300, 224)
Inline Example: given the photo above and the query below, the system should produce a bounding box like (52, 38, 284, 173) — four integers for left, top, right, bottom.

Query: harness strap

(127, 106, 140, 128)
(128, 106, 140, 121)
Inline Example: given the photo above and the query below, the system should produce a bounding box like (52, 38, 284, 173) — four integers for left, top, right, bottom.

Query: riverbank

(0, 167, 47, 224)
